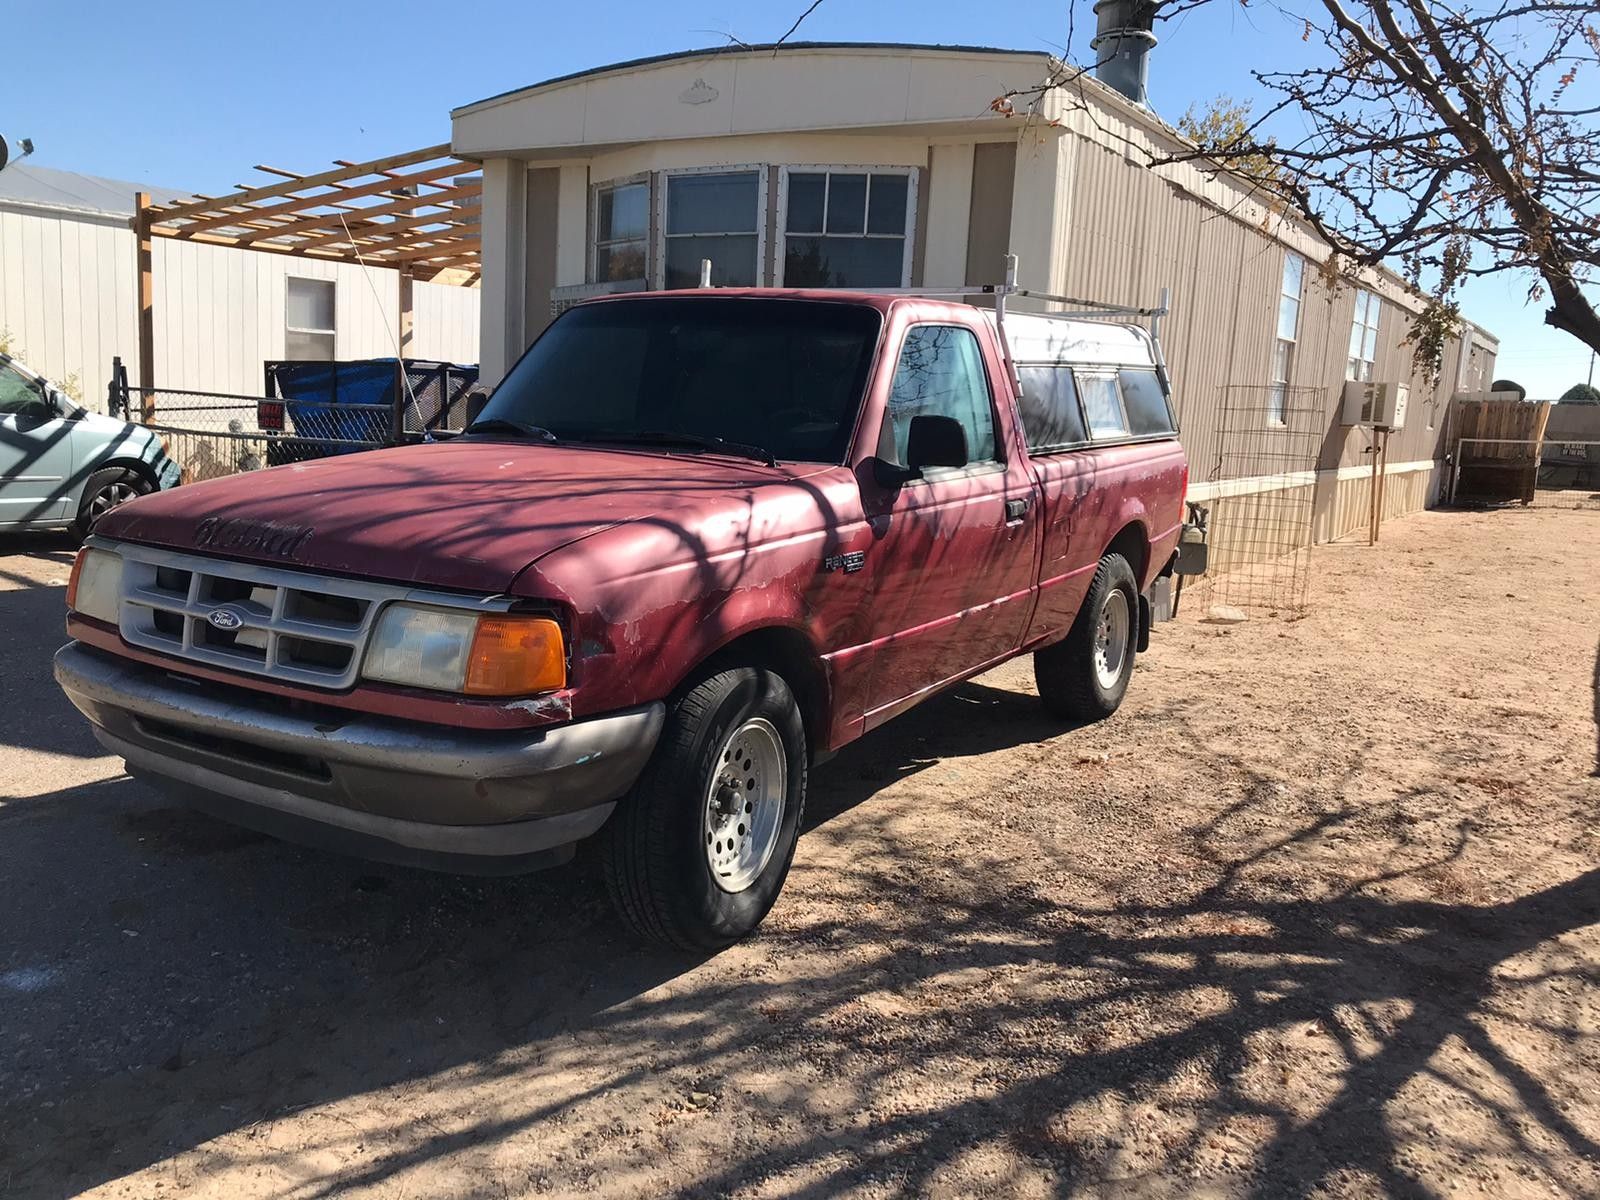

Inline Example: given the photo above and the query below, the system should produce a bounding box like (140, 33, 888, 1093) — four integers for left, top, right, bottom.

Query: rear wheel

(1034, 552, 1139, 722)
(602, 666, 806, 950)
(73, 467, 150, 539)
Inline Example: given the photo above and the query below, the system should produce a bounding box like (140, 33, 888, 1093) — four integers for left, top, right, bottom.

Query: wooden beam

(204, 182, 481, 245)
(148, 143, 451, 222)
(398, 269, 414, 357)
(297, 200, 482, 248)
(363, 237, 480, 264)
(135, 193, 155, 409)
(174, 161, 470, 238)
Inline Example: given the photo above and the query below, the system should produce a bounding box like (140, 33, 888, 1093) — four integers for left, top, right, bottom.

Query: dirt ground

(2, 505, 1597, 1199)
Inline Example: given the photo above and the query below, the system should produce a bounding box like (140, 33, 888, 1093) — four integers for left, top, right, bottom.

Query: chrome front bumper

(55, 642, 664, 873)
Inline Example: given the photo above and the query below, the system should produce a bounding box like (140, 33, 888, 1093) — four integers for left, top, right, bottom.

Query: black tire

(73, 467, 151, 539)
(1034, 552, 1139, 722)
(602, 666, 807, 951)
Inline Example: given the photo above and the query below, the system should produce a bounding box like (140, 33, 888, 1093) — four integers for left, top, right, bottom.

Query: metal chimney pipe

(1090, 0, 1158, 107)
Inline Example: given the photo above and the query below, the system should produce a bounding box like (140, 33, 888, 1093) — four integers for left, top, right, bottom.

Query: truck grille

(112, 543, 410, 690)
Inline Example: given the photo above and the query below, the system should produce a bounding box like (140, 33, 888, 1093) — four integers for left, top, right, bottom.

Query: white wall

(0, 203, 135, 407)
(0, 200, 479, 409)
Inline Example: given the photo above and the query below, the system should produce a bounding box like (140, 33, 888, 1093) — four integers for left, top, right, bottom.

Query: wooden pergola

(134, 143, 481, 389)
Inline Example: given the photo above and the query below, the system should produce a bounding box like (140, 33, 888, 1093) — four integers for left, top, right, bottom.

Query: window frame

(284, 277, 336, 361)
(774, 165, 918, 290)
(1014, 362, 1091, 455)
(654, 164, 769, 290)
(589, 175, 652, 286)
(880, 321, 1005, 482)
(1012, 363, 1179, 456)
(1346, 287, 1381, 383)
(1270, 251, 1305, 425)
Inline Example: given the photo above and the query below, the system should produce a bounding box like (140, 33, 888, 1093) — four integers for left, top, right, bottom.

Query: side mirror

(906, 414, 969, 472)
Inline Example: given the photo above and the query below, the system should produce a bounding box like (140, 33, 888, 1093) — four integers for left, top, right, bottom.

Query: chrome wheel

(704, 716, 786, 894)
(1093, 589, 1131, 690)
(87, 480, 140, 525)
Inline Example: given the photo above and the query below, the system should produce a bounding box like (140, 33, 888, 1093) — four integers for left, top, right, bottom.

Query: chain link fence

(108, 357, 482, 485)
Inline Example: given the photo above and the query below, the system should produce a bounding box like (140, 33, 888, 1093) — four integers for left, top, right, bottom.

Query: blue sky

(9, 0, 1595, 397)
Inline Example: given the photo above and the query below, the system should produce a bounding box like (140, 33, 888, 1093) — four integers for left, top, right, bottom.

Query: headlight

(67, 548, 123, 625)
(361, 604, 566, 696)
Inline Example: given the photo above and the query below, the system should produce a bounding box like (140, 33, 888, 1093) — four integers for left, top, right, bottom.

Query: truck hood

(98, 440, 815, 593)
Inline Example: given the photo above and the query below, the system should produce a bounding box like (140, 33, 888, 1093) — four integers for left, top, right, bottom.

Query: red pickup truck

(57, 287, 1191, 948)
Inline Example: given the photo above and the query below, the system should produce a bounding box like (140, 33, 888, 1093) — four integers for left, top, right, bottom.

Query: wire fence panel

(1187, 384, 1327, 618)
(116, 381, 393, 485)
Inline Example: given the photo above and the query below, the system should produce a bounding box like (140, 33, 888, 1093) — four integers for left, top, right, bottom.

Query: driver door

(0, 361, 75, 525)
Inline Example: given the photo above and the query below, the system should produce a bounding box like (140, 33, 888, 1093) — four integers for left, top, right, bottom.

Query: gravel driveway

(1, 507, 1597, 1199)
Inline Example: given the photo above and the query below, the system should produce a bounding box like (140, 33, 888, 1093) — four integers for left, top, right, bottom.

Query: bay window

(593, 181, 648, 283)
(779, 168, 914, 288)
(661, 169, 762, 289)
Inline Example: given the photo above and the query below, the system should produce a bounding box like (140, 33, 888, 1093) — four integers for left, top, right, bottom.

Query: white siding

(410, 280, 481, 362)
(0, 200, 480, 409)
(0, 206, 133, 407)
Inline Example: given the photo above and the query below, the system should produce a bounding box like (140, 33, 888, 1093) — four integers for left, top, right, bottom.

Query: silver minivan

(0, 353, 179, 536)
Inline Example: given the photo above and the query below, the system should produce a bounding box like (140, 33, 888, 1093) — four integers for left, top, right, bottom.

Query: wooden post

(135, 192, 155, 421)
(1368, 430, 1382, 545)
(397, 268, 414, 357)
(1374, 428, 1390, 542)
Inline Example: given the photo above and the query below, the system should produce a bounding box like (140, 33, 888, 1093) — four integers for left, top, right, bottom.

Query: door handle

(1005, 497, 1031, 521)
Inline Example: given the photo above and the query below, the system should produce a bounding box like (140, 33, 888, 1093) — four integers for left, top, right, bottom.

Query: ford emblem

(206, 607, 244, 631)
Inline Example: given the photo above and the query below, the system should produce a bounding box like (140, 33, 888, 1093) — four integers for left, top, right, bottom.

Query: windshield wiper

(578, 430, 779, 467)
(463, 417, 559, 442)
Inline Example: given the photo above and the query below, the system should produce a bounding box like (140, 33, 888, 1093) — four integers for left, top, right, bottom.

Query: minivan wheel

(1034, 552, 1139, 722)
(73, 467, 150, 539)
(602, 666, 807, 950)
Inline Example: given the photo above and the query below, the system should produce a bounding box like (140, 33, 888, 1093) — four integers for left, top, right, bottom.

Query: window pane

(825, 174, 866, 235)
(1016, 365, 1085, 451)
(1277, 294, 1300, 341)
(1119, 369, 1176, 437)
(885, 326, 996, 465)
(596, 240, 647, 282)
(1077, 373, 1128, 439)
(1271, 339, 1292, 384)
(1362, 318, 1379, 360)
(784, 236, 904, 288)
(1268, 382, 1286, 425)
(286, 278, 334, 332)
(666, 172, 759, 235)
(481, 297, 881, 464)
(785, 173, 825, 234)
(1348, 318, 1365, 361)
(285, 329, 335, 361)
(665, 236, 758, 288)
(1282, 252, 1304, 298)
(866, 174, 908, 235)
(598, 183, 648, 243)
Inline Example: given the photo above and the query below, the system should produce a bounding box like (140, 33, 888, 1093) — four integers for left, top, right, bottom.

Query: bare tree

(1042, 2, 1600, 374)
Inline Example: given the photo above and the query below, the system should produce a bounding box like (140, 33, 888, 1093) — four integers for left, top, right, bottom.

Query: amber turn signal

(462, 615, 566, 696)
(66, 548, 87, 610)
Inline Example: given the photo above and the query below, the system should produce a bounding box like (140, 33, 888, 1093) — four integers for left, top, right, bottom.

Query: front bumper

(55, 642, 663, 873)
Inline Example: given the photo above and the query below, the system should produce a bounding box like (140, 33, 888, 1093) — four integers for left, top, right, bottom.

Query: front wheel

(73, 467, 151, 539)
(602, 666, 807, 950)
(1034, 552, 1139, 722)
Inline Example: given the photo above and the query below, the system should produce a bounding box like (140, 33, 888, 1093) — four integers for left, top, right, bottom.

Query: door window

(882, 325, 997, 467)
(0, 361, 47, 417)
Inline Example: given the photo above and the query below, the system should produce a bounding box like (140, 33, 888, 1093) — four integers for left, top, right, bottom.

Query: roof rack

(839, 256, 1173, 406)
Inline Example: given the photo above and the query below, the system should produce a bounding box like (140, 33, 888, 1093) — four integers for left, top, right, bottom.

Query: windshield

(476, 298, 882, 463)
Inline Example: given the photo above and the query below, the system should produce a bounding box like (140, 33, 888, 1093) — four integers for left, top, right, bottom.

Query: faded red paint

(91, 292, 1186, 753)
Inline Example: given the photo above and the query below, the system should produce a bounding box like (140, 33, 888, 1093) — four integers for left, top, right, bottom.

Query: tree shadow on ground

(4, 723, 1596, 1197)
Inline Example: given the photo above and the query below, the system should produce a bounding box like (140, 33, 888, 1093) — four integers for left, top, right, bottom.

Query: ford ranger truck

(56, 290, 1190, 949)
